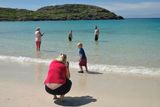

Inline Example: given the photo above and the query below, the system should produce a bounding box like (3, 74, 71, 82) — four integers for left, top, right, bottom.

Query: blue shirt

(79, 48, 86, 59)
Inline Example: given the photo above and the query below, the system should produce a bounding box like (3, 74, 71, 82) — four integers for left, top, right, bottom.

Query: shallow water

(0, 19, 160, 75)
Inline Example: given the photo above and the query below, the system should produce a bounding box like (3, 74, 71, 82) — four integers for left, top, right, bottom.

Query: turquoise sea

(0, 18, 160, 75)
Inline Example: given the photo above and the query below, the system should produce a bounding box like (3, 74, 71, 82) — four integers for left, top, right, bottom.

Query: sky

(0, 0, 160, 18)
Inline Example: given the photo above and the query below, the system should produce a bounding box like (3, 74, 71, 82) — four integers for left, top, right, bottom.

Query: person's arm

(98, 29, 100, 34)
(42, 32, 44, 36)
(79, 53, 83, 59)
(79, 49, 82, 58)
(39, 31, 44, 36)
(66, 61, 70, 79)
(94, 29, 96, 35)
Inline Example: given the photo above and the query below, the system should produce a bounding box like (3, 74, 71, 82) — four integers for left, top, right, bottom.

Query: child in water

(77, 42, 88, 73)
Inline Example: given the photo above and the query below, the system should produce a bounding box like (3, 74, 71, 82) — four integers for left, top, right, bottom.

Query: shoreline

(0, 55, 160, 76)
(0, 62, 160, 107)
(0, 18, 160, 22)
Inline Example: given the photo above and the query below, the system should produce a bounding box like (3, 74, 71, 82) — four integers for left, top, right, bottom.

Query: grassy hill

(0, 4, 124, 21)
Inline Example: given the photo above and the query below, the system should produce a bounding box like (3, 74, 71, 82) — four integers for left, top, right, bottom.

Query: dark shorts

(68, 37, 72, 41)
(45, 79, 72, 95)
(95, 34, 99, 41)
(79, 58, 87, 66)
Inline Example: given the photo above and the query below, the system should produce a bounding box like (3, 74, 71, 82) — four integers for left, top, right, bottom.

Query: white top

(94, 28, 100, 35)
(68, 32, 72, 38)
(35, 31, 42, 41)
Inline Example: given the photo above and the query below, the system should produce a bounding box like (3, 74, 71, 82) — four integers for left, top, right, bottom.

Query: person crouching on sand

(77, 42, 88, 73)
(44, 54, 72, 101)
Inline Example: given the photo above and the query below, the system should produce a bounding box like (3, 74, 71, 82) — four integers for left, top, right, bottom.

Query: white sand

(0, 61, 160, 107)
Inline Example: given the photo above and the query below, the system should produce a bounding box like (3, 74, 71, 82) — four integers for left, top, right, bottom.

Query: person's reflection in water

(35, 51, 43, 83)
(35, 63, 43, 83)
(36, 51, 41, 58)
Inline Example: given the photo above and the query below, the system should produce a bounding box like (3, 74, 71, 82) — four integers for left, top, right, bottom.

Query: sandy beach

(0, 61, 160, 107)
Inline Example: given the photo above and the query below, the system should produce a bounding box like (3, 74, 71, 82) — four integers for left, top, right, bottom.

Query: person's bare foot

(78, 71, 84, 73)
(53, 95, 58, 100)
(59, 95, 64, 101)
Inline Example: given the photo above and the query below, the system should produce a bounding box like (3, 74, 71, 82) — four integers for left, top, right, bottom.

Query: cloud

(99, 2, 160, 18)
(101, 2, 160, 11)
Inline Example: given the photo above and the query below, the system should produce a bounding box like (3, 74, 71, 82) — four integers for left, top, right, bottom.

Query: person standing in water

(68, 30, 72, 41)
(94, 25, 100, 41)
(35, 27, 44, 51)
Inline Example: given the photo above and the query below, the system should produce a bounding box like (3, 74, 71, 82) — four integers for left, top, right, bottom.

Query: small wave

(0, 55, 51, 65)
(0, 55, 160, 76)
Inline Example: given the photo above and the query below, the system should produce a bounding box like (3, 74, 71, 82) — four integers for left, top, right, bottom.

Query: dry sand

(0, 61, 160, 107)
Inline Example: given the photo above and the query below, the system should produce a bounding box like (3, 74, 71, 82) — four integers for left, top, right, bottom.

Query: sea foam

(0, 55, 160, 76)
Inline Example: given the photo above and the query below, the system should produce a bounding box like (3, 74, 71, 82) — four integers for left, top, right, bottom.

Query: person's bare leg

(85, 65, 88, 72)
(80, 66, 83, 71)
(78, 66, 84, 73)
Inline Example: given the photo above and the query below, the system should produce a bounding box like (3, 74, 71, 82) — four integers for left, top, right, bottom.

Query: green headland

(0, 4, 124, 21)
